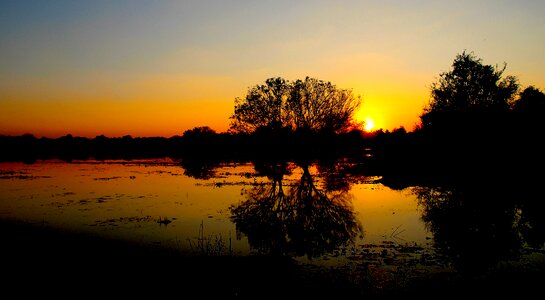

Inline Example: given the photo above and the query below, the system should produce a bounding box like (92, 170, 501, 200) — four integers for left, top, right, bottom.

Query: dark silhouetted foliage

(230, 76, 361, 134)
(420, 51, 518, 133)
(424, 51, 518, 113)
(230, 77, 291, 133)
(512, 86, 545, 114)
(0, 128, 366, 163)
(288, 77, 361, 133)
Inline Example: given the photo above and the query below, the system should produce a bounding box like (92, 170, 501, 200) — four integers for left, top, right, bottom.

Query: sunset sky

(1, 0, 544, 138)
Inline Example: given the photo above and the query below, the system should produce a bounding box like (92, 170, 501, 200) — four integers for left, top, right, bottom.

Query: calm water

(2, 158, 543, 280)
(0, 159, 430, 256)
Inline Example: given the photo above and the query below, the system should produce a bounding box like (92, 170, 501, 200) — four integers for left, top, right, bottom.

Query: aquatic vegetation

(187, 221, 232, 256)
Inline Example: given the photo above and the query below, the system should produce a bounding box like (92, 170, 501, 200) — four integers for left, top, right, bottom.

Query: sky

(1, 0, 544, 138)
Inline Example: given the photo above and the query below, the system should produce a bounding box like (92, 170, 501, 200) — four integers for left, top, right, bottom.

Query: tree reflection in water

(229, 161, 363, 259)
(413, 180, 545, 274)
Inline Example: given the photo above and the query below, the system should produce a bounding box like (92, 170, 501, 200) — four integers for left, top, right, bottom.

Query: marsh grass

(187, 220, 232, 256)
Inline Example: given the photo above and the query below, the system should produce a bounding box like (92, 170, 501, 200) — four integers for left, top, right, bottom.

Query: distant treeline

(1, 118, 544, 193)
(0, 127, 369, 163)
(1, 116, 542, 167)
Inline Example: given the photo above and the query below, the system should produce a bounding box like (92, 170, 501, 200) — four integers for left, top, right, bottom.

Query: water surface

(3, 157, 543, 292)
(0, 159, 430, 260)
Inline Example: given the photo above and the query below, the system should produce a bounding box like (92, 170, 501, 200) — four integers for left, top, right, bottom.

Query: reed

(187, 220, 232, 256)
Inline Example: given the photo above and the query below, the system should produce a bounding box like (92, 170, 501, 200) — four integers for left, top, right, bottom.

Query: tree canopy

(512, 86, 545, 114)
(420, 51, 519, 129)
(230, 77, 361, 134)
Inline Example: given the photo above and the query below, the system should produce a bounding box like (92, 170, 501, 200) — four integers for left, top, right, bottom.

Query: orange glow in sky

(1, 1, 544, 138)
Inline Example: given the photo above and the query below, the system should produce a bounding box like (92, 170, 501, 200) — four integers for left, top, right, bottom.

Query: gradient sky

(1, 0, 544, 138)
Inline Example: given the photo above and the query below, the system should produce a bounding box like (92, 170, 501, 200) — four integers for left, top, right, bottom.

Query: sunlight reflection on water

(0, 159, 431, 263)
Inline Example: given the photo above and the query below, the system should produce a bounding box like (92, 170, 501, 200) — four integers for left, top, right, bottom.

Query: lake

(1, 157, 544, 297)
(0, 158, 430, 253)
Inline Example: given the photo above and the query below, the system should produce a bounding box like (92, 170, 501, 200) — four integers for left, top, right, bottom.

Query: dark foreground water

(1, 158, 544, 298)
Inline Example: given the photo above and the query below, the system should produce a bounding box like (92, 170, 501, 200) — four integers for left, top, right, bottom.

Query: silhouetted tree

(508, 85, 545, 158)
(230, 77, 361, 134)
(420, 51, 519, 130)
(180, 126, 221, 156)
(512, 86, 545, 114)
(182, 126, 217, 138)
(288, 77, 361, 133)
(229, 77, 291, 133)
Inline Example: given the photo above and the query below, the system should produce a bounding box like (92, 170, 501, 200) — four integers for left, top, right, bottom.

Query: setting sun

(364, 118, 375, 132)
(1, 2, 543, 138)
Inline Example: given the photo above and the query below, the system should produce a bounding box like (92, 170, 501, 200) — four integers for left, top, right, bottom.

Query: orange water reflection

(0, 159, 430, 258)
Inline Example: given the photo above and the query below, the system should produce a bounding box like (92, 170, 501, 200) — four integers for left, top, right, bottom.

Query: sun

(364, 117, 375, 132)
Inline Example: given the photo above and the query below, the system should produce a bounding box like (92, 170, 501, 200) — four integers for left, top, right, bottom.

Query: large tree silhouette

(420, 51, 519, 131)
(229, 77, 291, 133)
(230, 76, 361, 134)
(287, 77, 361, 133)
